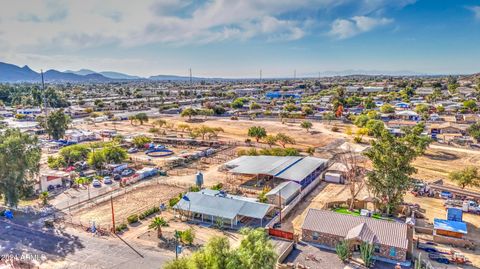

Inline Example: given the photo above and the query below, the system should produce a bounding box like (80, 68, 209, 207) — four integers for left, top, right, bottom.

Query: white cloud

(329, 16, 393, 39)
(468, 6, 480, 20)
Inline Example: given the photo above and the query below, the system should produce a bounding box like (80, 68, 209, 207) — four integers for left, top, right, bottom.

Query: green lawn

(333, 207, 388, 220)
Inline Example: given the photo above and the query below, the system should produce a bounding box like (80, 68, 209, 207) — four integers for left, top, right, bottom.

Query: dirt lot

(413, 147, 480, 185)
(70, 184, 186, 228)
(77, 117, 347, 150)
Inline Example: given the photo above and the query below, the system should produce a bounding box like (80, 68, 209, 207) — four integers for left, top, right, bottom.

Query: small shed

(433, 218, 468, 239)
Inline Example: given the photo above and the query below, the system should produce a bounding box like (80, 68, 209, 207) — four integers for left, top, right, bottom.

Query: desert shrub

(127, 214, 139, 224)
(178, 228, 195, 245)
(169, 197, 180, 207)
(116, 223, 128, 232)
(331, 126, 339, 132)
(211, 183, 223, 190)
(139, 206, 160, 219)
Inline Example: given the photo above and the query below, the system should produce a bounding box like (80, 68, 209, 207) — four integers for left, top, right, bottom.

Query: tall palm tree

(149, 217, 168, 238)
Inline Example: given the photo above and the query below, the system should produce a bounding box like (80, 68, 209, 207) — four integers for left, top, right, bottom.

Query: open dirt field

(77, 117, 348, 150)
(413, 147, 480, 189)
(70, 184, 186, 228)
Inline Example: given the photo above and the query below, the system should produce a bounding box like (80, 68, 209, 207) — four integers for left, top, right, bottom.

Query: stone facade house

(301, 209, 412, 265)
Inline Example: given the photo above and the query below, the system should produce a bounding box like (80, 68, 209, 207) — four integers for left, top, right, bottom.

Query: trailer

(428, 252, 471, 265)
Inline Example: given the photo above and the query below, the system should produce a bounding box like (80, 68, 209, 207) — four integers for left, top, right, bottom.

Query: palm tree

(149, 217, 168, 238)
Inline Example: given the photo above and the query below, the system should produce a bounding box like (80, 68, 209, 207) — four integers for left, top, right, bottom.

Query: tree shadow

(424, 151, 459, 161)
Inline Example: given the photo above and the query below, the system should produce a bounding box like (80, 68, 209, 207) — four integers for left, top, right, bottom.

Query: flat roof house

(301, 209, 412, 265)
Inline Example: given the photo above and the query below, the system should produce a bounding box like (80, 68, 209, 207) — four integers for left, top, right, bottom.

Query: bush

(169, 197, 180, 207)
(353, 136, 363, 143)
(139, 206, 160, 220)
(335, 240, 351, 263)
(190, 185, 200, 192)
(211, 183, 223, 191)
(331, 126, 339, 132)
(47, 156, 67, 169)
(116, 223, 128, 232)
(179, 228, 195, 245)
(127, 214, 139, 224)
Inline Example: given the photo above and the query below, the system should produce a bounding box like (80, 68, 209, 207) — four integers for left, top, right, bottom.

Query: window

(312, 232, 319, 240)
(389, 247, 396, 257)
(374, 245, 380, 254)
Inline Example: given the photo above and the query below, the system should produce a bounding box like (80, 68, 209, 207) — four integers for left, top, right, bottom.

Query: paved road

(0, 219, 172, 269)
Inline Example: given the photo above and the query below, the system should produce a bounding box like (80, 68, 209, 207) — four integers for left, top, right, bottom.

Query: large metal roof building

(225, 156, 328, 187)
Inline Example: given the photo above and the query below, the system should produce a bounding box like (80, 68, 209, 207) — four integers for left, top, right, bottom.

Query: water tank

(195, 171, 204, 188)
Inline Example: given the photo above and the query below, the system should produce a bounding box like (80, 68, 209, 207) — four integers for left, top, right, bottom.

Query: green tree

(415, 104, 429, 114)
(0, 129, 41, 207)
(467, 122, 480, 142)
(59, 144, 90, 164)
(264, 135, 278, 147)
(102, 144, 128, 164)
(364, 124, 430, 214)
(87, 150, 106, 169)
(38, 109, 71, 140)
(180, 107, 198, 120)
(276, 133, 295, 148)
(132, 135, 152, 148)
(365, 119, 385, 137)
(300, 120, 313, 133)
(380, 104, 395, 114)
(149, 216, 168, 238)
(190, 236, 231, 269)
(228, 228, 277, 269)
(247, 126, 267, 142)
(463, 99, 477, 112)
(354, 114, 370, 127)
(134, 113, 149, 125)
(449, 166, 480, 189)
(163, 258, 192, 269)
(249, 102, 261, 110)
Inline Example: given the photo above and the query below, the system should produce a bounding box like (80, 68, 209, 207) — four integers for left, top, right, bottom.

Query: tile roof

(302, 209, 409, 249)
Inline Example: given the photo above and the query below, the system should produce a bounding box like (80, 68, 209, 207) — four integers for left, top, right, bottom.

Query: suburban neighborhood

(1, 1, 480, 269)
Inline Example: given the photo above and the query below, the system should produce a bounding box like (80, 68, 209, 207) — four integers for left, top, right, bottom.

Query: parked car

(103, 176, 112, 184)
(127, 147, 138, 153)
(113, 174, 122, 181)
(47, 185, 55, 191)
(92, 179, 102, 187)
(121, 168, 135, 177)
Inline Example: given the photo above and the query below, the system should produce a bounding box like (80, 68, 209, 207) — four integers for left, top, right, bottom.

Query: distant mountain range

(0, 61, 467, 83)
(0, 61, 201, 83)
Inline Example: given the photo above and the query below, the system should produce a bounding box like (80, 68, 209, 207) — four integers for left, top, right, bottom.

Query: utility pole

(260, 69, 263, 89)
(189, 68, 193, 107)
(293, 69, 296, 82)
(41, 70, 48, 131)
(111, 196, 116, 233)
(278, 188, 282, 223)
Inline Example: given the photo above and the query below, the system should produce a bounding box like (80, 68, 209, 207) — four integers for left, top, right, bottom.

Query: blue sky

(0, 0, 479, 78)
